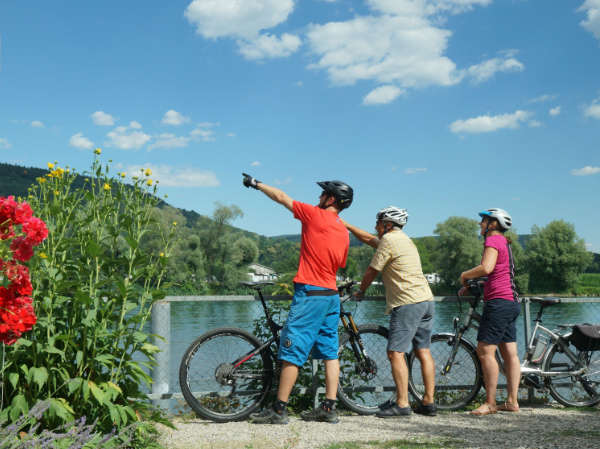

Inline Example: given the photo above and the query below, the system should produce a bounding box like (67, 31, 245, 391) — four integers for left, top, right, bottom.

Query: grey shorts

(387, 300, 434, 353)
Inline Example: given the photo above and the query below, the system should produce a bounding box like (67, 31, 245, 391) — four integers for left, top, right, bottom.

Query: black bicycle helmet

(317, 180, 353, 210)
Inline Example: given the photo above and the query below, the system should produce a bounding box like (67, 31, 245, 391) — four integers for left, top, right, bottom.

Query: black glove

(242, 173, 261, 190)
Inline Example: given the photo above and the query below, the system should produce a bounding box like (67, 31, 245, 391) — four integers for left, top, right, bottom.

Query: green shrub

(0, 153, 175, 444)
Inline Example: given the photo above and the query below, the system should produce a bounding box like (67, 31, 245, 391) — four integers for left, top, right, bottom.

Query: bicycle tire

(337, 324, 394, 415)
(179, 327, 274, 422)
(408, 333, 483, 410)
(543, 335, 600, 407)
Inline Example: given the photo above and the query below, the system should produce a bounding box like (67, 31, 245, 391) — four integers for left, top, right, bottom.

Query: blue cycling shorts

(278, 283, 340, 367)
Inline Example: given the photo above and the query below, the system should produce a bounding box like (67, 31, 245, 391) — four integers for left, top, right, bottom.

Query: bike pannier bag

(571, 324, 600, 351)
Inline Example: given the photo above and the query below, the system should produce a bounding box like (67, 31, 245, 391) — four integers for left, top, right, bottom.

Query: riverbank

(158, 404, 600, 449)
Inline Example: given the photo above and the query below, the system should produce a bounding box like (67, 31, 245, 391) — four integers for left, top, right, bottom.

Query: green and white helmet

(479, 208, 512, 230)
(376, 206, 408, 227)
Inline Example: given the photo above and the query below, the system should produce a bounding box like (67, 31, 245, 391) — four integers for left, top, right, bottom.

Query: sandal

(497, 402, 519, 412)
(470, 404, 497, 416)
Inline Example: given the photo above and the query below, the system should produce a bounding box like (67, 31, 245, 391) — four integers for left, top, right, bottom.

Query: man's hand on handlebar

(458, 286, 469, 297)
(352, 289, 365, 302)
(242, 173, 261, 190)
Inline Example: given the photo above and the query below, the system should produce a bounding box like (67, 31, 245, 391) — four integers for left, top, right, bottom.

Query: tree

(433, 217, 481, 290)
(525, 220, 592, 293)
(413, 236, 438, 274)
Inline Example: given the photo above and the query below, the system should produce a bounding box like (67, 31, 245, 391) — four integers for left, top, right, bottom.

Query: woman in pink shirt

(460, 208, 521, 416)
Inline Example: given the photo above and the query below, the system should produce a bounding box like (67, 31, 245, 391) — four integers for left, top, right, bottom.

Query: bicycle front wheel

(178, 327, 274, 422)
(337, 324, 394, 415)
(543, 337, 600, 407)
(408, 333, 482, 410)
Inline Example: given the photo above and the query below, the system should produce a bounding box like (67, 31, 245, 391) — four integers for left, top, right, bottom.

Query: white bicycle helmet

(376, 206, 408, 227)
(479, 208, 512, 231)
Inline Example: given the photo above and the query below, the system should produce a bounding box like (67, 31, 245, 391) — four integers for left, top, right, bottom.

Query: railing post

(152, 300, 171, 409)
(522, 297, 534, 402)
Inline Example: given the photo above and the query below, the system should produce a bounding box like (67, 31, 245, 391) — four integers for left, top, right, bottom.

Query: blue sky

(1, 0, 599, 252)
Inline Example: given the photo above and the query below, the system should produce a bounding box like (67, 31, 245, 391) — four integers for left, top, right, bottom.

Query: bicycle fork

(340, 313, 376, 375)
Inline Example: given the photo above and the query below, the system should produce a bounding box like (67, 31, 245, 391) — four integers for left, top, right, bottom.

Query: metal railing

(150, 295, 600, 408)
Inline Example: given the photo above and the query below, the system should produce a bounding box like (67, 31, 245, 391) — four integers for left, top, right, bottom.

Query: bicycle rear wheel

(337, 324, 394, 415)
(543, 337, 600, 407)
(179, 327, 274, 422)
(408, 333, 482, 410)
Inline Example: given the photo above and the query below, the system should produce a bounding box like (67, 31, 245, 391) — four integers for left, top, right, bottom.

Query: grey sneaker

(300, 406, 339, 424)
(248, 407, 289, 424)
(375, 404, 412, 418)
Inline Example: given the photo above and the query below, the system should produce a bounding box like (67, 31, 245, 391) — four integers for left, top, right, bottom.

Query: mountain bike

(178, 281, 392, 422)
(407, 278, 600, 410)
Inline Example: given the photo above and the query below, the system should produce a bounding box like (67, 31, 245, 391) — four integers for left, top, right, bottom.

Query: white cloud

(69, 132, 94, 150)
(148, 133, 191, 150)
(31, 120, 45, 128)
(91, 110, 116, 126)
(463, 51, 524, 84)
(578, 0, 600, 41)
(363, 85, 404, 105)
(191, 122, 218, 142)
(129, 120, 143, 129)
(126, 163, 220, 187)
(450, 110, 532, 134)
(0, 138, 11, 149)
(528, 120, 542, 128)
(185, 0, 294, 39)
(404, 167, 427, 174)
(584, 98, 600, 119)
(162, 110, 190, 126)
(306, 14, 458, 88)
(106, 124, 151, 150)
(528, 94, 558, 104)
(571, 166, 600, 176)
(185, 0, 300, 59)
(549, 106, 561, 116)
(251, 161, 261, 167)
(238, 33, 301, 60)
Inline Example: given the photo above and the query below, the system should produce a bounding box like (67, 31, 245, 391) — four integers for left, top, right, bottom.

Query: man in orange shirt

(242, 173, 352, 424)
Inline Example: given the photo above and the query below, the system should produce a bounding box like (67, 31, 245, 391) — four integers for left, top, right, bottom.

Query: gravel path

(159, 405, 600, 449)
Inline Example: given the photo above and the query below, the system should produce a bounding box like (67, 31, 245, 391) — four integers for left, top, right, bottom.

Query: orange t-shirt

(292, 201, 349, 289)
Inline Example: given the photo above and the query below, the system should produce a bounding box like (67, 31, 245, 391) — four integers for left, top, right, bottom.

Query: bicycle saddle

(240, 281, 275, 290)
(529, 297, 561, 306)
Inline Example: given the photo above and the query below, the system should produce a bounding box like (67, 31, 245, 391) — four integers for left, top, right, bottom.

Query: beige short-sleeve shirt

(369, 229, 433, 314)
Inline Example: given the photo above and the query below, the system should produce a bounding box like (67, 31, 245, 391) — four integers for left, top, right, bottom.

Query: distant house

(425, 273, 441, 284)
(248, 263, 278, 282)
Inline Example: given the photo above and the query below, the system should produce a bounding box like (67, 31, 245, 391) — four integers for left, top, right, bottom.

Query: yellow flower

(103, 183, 111, 191)
(172, 221, 177, 226)
(47, 162, 55, 169)
(146, 179, 153, 186)
(94, 148, 102, 155)
(120, 172, 126, 178)
(159, 252, 165, 257)
(144, 168, 152, 176)
(37, 177, 46, 184)
(54, 190, 59, 196)
(39, 252, 48, 259)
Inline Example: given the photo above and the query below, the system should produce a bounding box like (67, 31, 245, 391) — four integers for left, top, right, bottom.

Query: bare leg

(499, 342, 520, 409)
(472, 342, 499, 413)
(415, 348, 435, 405)
(388, 351, 410, 408)
(323, 359, 339, 400)
(277, 361, 299, 403)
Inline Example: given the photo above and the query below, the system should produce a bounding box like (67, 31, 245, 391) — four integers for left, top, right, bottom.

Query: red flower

(22, 217, 48, 246)
(9, 237, 34, 262)
(13, 202, 33, 225)
(0, 223, 14, 240)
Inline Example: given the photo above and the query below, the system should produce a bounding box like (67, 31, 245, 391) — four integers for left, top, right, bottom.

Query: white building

(247, 263, 278, 282)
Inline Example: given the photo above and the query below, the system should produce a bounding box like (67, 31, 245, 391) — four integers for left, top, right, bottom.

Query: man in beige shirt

(344, 206, 436, 417)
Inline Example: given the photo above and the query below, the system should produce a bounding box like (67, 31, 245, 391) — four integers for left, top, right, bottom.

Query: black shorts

(477, 298, 521, 345)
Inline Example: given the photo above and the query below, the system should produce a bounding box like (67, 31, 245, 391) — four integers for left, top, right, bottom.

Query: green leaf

(132, 331, 147, 343)
(30, 366, 49, 390)
(108, 403, 121, 426)
(11, 394, 29, 418)
(141, 343, 160, 354)
(49, 398, 74, 422)
(67, 377, 83, 395)
(75, 350, 83, 367)
(88, 380, 105, 404)
(8, 372, 19, 389)
(86, 240, 102, 257)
